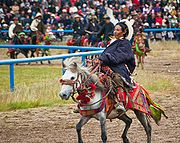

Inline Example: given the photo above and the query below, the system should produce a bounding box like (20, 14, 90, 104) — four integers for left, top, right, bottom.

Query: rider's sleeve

(8, 24, 16, 38)
(99, 40, 134, 66)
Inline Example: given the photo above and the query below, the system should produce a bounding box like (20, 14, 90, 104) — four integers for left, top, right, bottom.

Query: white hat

(143, 22, 149, 27)
(35, 12, 42, 18)
(3, 23, 8, 27)
(119, 19, 134, 40)
(83, 3, 87, 8)
(155, 22, 160, 26)
(62, 9, 67, 13)
(51, 14, 55, 18)
(74, 14, 81, 18)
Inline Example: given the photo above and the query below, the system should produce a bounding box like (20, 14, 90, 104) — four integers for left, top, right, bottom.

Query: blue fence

(0, 29, 74, 33)
(0, 44, 105, 51)
(0, 28, 180, 33)
(144, 28, 180, 32)
(0, 49, 103, 92)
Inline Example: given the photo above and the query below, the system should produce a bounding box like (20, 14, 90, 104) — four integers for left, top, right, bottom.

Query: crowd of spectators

(0, 0, 179, 42)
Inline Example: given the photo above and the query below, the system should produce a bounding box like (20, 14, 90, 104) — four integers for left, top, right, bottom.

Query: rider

(8, 17, 23, 59)
(30, 12, 45, 58)
(30, 12, 45, 45)
(8, 17, 23, 44)
(97, 20, 136, 112)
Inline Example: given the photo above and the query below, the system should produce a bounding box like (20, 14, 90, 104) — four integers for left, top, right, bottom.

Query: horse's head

(59, 61, 79, 100)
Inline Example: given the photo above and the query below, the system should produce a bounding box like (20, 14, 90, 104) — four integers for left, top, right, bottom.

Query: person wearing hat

(72, 14, 85, 46)
(30, 12, 45, 45)
(97, 15, 114, 46)
(96, 20, 135, 112)
(8, 17, 23, 40)
(85, 15, 100, 46)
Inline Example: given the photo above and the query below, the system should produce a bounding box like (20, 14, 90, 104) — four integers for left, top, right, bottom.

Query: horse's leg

(141, 56, 144, 70)
(137, 56, 140, 67)
(76, 116, 91, 143)
(118, 113, 132, 143)
(99, 113, 107, 143)
(140, 56, 144, 70)
(134, 110, 151, 143)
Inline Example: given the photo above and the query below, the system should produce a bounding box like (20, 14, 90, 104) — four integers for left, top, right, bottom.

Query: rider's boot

(115, 102, 126, 112)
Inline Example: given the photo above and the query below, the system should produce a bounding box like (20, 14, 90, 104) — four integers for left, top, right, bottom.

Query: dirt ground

(0, 43, 180, 143)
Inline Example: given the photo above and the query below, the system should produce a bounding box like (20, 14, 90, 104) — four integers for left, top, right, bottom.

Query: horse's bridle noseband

(59, 73, 81, 100)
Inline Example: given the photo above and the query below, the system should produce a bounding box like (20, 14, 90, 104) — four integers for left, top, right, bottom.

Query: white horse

(59, 58, 167, 143)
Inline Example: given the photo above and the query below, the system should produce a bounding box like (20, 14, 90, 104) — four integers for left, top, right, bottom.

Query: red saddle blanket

(116, 83, 151, 114)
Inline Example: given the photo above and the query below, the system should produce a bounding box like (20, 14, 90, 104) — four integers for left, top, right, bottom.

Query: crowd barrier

(0, 47, 103, 92)
(0, 28, 179, 33)
(0, 29, 74, 33)
(0, 45, 105, 52)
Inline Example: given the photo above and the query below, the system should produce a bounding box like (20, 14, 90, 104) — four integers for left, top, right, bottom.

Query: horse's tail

(140, 85, 168, 125)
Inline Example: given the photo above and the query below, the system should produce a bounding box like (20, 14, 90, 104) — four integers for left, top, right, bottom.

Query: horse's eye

(71, 77, 75, 80)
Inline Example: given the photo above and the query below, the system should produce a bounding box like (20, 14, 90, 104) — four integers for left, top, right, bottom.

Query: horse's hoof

(123, 137, 130, 143)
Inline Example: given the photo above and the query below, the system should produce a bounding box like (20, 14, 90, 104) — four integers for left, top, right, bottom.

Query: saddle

(99, 72, 151, 115)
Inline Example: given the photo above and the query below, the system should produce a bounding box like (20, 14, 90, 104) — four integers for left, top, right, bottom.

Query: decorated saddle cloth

(116, 82, 151, 114)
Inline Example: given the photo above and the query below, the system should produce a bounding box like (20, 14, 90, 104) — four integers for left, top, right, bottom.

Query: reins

(60, 64, 112, 106)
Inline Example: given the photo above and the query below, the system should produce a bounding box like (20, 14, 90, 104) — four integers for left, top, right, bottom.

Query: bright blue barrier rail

(0, 50, 103, 91)
(1, 28, 180, 33)
(0, 45, 105, 51)
(0, 29, 74, 33)
(144, 28, 180, 32)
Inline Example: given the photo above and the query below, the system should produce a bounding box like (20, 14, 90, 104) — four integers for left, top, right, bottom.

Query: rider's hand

(94, 59, 103, 65)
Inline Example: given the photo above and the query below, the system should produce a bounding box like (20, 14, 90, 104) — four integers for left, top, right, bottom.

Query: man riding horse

(8, 17, 23, 59)
(96, 19, 135, 112)
(30, 12, 45, 57)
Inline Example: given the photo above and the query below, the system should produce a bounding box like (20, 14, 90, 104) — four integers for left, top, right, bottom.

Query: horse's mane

(63, 57, 100, 85)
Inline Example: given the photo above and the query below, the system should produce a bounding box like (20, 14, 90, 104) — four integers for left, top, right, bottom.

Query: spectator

(97, 15, 114, 45)
(72, 14, 85, 46)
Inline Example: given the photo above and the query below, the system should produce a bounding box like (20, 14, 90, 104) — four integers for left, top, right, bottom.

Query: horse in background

(59, 58, 168, 143)
(7, 32, 30, 59)
(132, 33, 147, 69)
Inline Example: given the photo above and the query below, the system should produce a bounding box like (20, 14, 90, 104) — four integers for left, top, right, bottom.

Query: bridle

(59, 72, 81, 100)
(59, 64, 112, 105)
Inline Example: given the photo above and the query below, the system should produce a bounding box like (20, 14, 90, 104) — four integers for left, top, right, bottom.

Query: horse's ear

(62, 61, 66, 68)
(69, 62, 78, 73)
(72, 62, 77, 68)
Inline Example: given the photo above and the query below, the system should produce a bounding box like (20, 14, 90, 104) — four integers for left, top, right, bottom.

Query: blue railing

(144, 28, 180, 32)
(0, 45, 105, 51)
(0, 49, 103, 92)
(0, 29, 74, 33)
(0, 28, 180, 33)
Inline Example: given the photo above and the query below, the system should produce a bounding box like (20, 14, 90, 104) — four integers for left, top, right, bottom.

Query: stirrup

(73, 109, 80, 113)
(115, 103, 126, 112)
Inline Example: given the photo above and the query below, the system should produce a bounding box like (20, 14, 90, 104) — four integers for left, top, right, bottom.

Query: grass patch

(0, 65, 74, 111)
(134, 70, 175, 93)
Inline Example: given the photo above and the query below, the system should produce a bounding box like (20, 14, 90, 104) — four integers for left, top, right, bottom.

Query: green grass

(134, 70, 176, 93)
(0, 65, 73, 111)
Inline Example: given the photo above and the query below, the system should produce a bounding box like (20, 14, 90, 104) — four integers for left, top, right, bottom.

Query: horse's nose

(62, 93, 67, 97)
(59, 92, 67, 99)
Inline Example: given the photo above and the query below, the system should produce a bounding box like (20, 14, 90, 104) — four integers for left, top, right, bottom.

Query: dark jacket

(99, 39, 136, 83)
(98, 22, 114, 41)
(72, 21, 85, 37)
